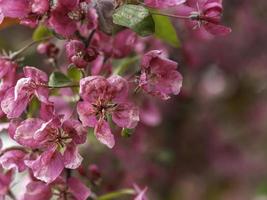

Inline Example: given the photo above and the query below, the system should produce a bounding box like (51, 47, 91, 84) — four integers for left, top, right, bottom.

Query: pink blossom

(67, 177, 91, 200)
(15, 116, 87, 183)
(49, 0, 97, 37)
(176, 0, 232, 36)
(1, 66, 51, 119)
(139, 50, 183, 100)
(77, 76, 139, 148)
(134, 185, 148, 200)
(145, 0, 186, 8)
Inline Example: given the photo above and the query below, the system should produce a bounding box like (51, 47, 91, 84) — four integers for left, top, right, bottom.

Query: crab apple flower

(66, 40, 98, 68)
(139, 50, 183, 100)
(31, 0, 50, 15)
(49, 0, 97, 37)
(15, 116, 87, 183)
(1, 66, 51, 119)
(0, 169, 13, 199)
(77, 76, 139, 148)
(67, 177, 91, 200)
(177, 0, 231, 36)
(0, 0, 29, 24)
(145, 0, 186, 8)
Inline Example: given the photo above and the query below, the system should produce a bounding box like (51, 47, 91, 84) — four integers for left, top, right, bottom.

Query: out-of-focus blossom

(176, 0, 231, 36)
(0, 169, 13, 199)
(139, 50, 183, 100)
(77, 76, 139, 148)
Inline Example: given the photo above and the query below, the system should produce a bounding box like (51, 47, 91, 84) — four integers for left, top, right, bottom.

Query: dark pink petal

(1, 87, 30, 118)
(0, 150, 27, 172)
(23, 181, 52, 200)
(112, 103, 139, 129)
(107, 75, 129, 103)
(63, 145, 83, 169)
(94, 120, 115, 148)
(67, 177, 91, 200)
(15, 118, 44, 148)
(25, 148, 64, 183)
(23, 66, 48, 83)
(77, 101, 98, 127)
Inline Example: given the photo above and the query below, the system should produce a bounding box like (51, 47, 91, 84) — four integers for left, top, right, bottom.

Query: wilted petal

(77, 101, 97, 127)
(67, 177, 91, 200)
(94, 120, 115, 148)
(25, 148, 64, 183)
(112, 103, 139, 129)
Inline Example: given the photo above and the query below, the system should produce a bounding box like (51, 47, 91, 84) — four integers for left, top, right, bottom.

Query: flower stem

(97, 189, 135, 200)
(10, 36, 53, 60)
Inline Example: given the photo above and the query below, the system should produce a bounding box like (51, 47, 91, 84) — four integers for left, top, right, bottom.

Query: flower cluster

(0, 0, 231, 199)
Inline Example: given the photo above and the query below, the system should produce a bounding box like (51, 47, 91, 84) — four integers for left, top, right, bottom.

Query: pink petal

(107, 75, 129, 102)
(23, 181, 52, 200)
(67, 177, 91, 200)
(0, 150, 27, 172)
(112, 103, 139, 129)
(94, 120, 115, 148)
(35, 87, 51, 104)
(25, 148, 64, 183)
(77, 101, 98, 127)
(79, 76, 108, 102)
(63, 146, 83, 169)
(14, 118, 44, 148)
(23, 66, 48, 83)
(1, 87, 30, 118)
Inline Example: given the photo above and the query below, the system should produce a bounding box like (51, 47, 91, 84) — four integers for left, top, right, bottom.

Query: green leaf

(32, 25, 52, 41)
(67, 66, 83, 82)
(152, 14, 180, 47)
(113, 55, 140, 75)
(113, 4, 155, 36)
(49, 72, 72, 88)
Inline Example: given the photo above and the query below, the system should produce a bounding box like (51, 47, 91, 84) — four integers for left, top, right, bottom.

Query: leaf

(152, 14, 180, 47)
(113, 4, 155, 36)
(32, 25, 52, 41)
(67, 66, 83, 82)
(49, 72, 72, 88)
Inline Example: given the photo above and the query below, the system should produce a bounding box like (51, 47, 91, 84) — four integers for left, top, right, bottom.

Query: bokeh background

(1, 0, 267, 199)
